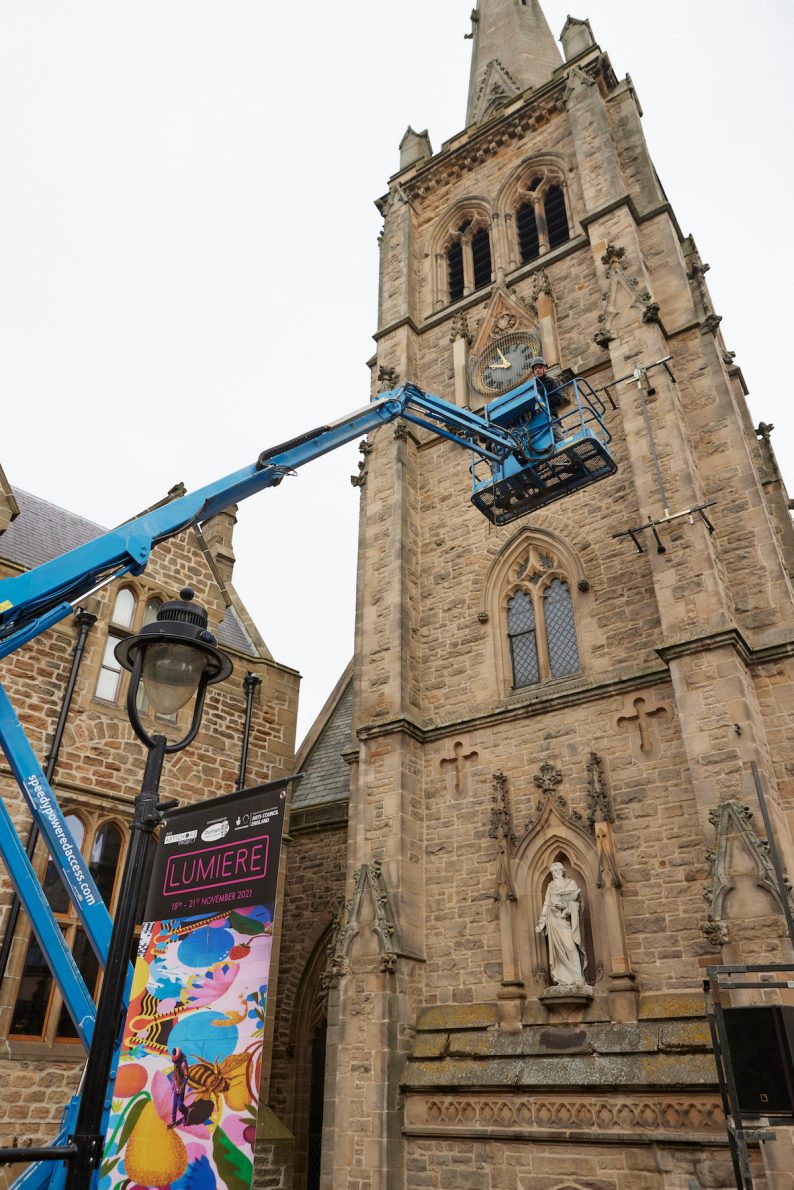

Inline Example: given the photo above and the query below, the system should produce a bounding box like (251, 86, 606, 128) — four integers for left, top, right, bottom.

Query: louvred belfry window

(471, 226, 493, 289)
(544, 185, 569, 249)
(511, 170, 571, 266)
(447, 239, 465, 303)
(517, 201, 540, 263)
(444, 215, 493, 305)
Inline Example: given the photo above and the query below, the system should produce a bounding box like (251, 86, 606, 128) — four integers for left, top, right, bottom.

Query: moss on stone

(410, 1032, 449, 1058)
(638, 993, 706, 1020)
(659, 1020, 712, 1051)
(415, 1003, 498, 1031)
(447, 1031, 493, 1057)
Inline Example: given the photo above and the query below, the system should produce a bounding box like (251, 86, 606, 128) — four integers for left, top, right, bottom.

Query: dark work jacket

(535, 372, 564, 409)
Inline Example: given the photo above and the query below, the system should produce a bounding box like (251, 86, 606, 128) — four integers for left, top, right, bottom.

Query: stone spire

(466, 0, 563, 126)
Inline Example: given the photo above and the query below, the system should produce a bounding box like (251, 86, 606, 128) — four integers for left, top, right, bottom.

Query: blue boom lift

(0, 377, 614, 1186)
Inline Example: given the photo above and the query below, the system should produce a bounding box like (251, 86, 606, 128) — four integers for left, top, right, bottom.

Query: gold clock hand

(487, 357, 511, 370)
(496, 348, 511, 366)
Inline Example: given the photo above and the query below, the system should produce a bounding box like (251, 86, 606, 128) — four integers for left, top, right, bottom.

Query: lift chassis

(0, 378, 614, 1186)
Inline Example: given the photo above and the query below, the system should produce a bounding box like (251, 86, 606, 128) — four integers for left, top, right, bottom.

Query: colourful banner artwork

(101, 779, 289, 1190)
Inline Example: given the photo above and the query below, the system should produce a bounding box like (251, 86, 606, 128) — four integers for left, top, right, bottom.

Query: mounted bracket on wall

(599, 356, 719, 553)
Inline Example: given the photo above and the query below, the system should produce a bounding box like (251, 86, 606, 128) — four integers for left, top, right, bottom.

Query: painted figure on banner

(170, 1046, 190, 1127)
(535, 861, 587, 985)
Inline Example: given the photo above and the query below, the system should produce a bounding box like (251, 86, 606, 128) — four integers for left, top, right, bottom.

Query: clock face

(470, 330, 542, 397)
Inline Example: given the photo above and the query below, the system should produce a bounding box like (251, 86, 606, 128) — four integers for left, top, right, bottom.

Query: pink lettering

(162, 834, 270, 899)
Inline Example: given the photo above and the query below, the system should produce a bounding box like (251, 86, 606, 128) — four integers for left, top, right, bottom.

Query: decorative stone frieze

(404, 1093, 725, 1137)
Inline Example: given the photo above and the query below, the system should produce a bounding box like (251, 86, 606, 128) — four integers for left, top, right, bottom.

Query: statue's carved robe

(538, 876, 586, 985)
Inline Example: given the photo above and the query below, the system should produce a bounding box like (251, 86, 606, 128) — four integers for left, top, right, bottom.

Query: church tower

(273, 3, 794, 1187)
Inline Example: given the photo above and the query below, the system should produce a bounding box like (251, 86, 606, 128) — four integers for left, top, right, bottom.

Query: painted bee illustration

(186, 1051, 252, 1115)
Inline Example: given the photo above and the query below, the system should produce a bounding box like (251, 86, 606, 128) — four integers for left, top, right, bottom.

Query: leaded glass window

(110, 587, 136, 629)
(8, 815, 155, 1043)
(544, 579, 580, 678)
(95, 632, 123, 701)
(505, 563, 581, 690)
(508, 590, 539, 687)
(95, 588, 176, 718)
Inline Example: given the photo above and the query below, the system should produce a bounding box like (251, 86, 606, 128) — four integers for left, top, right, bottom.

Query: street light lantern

(141, 641, 208, 715)
(115, 587, 233, 748)
(66, 585, 232, 1188)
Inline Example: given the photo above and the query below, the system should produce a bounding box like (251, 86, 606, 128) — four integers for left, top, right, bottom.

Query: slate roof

(0, 486, 258, 657)
(1, 487, 105, 570)
(292, 678, 353, 809)
(216, 604, 258, 656)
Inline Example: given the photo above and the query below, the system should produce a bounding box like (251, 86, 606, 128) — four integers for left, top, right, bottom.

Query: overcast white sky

(1, 2, 792, 744)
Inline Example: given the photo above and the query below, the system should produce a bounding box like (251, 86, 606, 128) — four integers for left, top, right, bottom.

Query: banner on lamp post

(101, 778, 290, 1190)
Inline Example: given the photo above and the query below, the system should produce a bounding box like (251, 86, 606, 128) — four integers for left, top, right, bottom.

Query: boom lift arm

(0, 384, 532, 653)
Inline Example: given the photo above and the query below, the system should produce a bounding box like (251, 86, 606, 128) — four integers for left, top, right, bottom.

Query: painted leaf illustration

(116, 1095, 148, 1158)
(99, 1153, 120, 1178)
(212, 1124, 253, 1190)
(170, 1154, 217, 1190)
(228, 911, 266, 936)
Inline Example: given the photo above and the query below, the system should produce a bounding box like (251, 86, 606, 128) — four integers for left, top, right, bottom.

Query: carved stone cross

(440, 740, 479, 795)
(616, 696, 669, 761)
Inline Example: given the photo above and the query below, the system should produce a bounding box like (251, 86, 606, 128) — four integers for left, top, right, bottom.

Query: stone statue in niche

(536, 862, 587, 986)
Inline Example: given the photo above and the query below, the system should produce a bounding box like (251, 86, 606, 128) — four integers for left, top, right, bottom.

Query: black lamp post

(66, 587, 232, 1189)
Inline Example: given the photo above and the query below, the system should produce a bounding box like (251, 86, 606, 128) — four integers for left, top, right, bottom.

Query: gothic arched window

(443, 214, 493, 305)
(510, 169, 571, 266)
(7, 812, 155, 1043)
(504, 550, 580, 689)
(95, 586, 137, 702)
(94, 587, 176, 723)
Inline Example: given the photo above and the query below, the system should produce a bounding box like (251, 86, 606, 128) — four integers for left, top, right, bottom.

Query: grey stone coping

(408, 1020, 711, 1063)
(402, 1050, 717, 1091)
